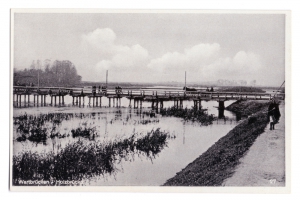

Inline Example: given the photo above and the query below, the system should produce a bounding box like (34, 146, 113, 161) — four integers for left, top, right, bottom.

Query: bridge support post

(140, 100, 142, 108)
(113, 98, 115, 107)
(36, 95, 39, 107)
(83, 96, 85, 106)
(198, 100, 201, 109)
(42, 95, 44, 106)
(24, 95, 26, 107)
(54, 96, 56, 106)
(28, 95, 30, 107)
(88, 97, 91, 106)
(16, 94, 19, 107)
(96, 97, 98, 107)
(79, 96, 81, 107)
(62, 96, 64, 105)
(44, 95, 46, 106)
(119, 98, 121, 107)
(20, 95, 22, 107)
(218, 101, 225, 110)
(218, 108, 225, 119)
(108, 98, 111, 107)
(72, 97, 74, 105)
(59, 95, 61, 106)
(51, 96, 53, 106)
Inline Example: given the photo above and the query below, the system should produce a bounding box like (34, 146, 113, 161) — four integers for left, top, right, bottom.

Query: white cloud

(148, 43, 221, 71)
(82, 28, 116, 46)
(81, 28, 150, 82)
(147, 43, 263, 83)
(81, 28, 264, 84)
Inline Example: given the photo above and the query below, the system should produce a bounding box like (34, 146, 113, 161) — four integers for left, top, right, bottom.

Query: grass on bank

(163, 101, 270, 186)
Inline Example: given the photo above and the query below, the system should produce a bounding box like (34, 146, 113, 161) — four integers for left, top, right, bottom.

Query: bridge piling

(23, 95, 26, 107)
(37, 95, 39, 107)
(44, 95, 46, 106)
(108, 98, 111, 107)
(79, 96, 81, 107)
(41, 95, 44, 106)
(15, 94, 18, 106)
(28, 95, 30, 107)
(62, 96, 64, 105)
(54, 96, 56, 106)
(218, 101, 225, 110)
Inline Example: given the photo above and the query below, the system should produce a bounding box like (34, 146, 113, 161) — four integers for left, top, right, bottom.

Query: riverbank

(223, 101, 285, 186)
(163, 100, 270, 186)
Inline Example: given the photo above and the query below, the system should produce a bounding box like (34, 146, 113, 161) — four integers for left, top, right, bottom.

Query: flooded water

(13, 96, 238, 186)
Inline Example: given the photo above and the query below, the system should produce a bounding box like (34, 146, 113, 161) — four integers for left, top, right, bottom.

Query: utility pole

(185, 71, 186, 90)
(38, 70, 40, 88)
(106, 70, 108, 88)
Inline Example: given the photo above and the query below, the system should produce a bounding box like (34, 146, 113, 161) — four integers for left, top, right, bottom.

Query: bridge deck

(12, 86, 284, 102)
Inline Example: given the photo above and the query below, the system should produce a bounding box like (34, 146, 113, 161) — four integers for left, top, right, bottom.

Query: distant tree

(13, 60, 82, 87)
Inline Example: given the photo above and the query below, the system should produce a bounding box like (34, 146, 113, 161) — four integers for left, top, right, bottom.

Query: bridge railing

(12, 86, 284, 100)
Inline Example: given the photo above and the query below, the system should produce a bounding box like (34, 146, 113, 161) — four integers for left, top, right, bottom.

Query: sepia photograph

(10, 9, 290, 192)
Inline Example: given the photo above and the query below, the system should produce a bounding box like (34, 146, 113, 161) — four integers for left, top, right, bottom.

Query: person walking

(268, 99, 281, 130)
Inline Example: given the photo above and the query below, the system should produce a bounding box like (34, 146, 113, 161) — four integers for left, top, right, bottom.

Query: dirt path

(223, 102, 285, 186)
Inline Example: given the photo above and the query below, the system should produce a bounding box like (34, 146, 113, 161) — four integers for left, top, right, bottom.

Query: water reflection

(13, 100, 240, 185)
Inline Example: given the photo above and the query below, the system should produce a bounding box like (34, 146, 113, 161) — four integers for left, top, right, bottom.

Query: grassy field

(163, 101, 270, 186)
(218, 86, 266, 93)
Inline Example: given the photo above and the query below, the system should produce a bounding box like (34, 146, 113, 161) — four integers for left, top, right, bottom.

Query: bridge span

(12, 86, 284, 109)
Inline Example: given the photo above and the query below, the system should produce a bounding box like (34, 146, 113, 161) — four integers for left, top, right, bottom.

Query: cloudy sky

(14, 12, 285, 86)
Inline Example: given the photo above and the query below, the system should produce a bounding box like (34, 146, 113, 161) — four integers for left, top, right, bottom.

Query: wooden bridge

(12, 86, 285, 109)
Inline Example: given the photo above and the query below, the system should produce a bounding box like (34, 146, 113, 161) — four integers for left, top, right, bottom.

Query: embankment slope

(163, 100, 270, 186)
(223, 101, 285, 186)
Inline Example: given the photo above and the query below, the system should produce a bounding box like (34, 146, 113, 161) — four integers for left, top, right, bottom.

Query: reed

(13, 128, 172, 185)
(160, 106, 215, 125)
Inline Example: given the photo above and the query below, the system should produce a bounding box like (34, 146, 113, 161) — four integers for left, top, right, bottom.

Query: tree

(13, 60, 82, 87)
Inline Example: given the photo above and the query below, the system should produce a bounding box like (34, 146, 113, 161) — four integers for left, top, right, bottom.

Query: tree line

(14, 60, 82, 87)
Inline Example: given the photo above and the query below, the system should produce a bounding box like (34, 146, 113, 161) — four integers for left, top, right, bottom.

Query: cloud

(148, 43, 221, 71)
(147, 43, 263, 83)
(81, 28, 264, 84)
(82, 28, 116, 46)
(81, 28, 150, 82)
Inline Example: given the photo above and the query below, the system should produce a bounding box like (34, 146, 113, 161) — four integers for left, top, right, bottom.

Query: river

(13, 96, 238, 186)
